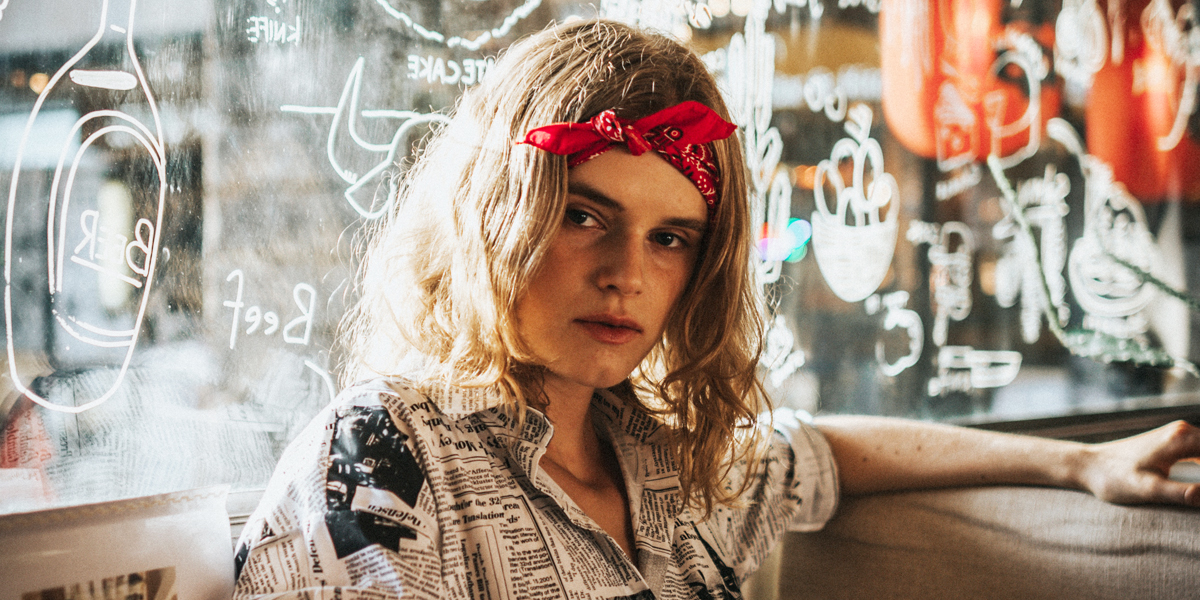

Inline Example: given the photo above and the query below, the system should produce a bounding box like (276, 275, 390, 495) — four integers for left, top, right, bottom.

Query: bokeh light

(758, 218, 812, 263)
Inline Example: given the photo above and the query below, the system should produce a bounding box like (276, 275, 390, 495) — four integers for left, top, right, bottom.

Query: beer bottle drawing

(4, 0, 166, 413)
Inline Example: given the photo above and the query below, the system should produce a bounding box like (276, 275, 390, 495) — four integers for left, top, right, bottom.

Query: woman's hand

(814, 415, 1200, 506)
(1077, 420, 1200, 506)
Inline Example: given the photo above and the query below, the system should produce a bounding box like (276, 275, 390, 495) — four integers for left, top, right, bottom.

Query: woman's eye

(565, 208, 597, 227)
(652, 232, 685, 248)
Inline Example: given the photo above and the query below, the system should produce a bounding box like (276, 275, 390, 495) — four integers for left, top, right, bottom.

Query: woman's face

(516, 148, 708, 397)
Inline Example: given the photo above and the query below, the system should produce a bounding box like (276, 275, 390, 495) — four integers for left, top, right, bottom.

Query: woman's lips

(576, 316, 642, 344)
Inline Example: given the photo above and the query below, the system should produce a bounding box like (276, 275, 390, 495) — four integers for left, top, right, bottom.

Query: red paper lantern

(1086, 0, 1200, 203)
(881, 0, 1061, 166)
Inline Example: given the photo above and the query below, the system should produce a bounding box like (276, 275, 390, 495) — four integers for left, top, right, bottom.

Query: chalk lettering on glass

(406, 54, 495, 87)
(1049, 119, 1159, 340)
(865, 291, 924, 378)
(372, 0, 541, 51)
(223, 269, 317, 350)
(1140, 0, 1199, 151)
(810, 104, 900, 303)
(4, 0, 166, 414)
(928, 346, 1022, 396)
(993, 165, 1071, 344)
(245, 15, 300, 46)
(908, 221, 974, 347)
(281, 57, 451, 219)
(0, 0, 8, 21)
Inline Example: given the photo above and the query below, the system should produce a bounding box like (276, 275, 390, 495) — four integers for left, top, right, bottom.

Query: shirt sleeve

(691, 407, 840, 584)
(231, 386, 442, 600)
(767, 407, 840, 532)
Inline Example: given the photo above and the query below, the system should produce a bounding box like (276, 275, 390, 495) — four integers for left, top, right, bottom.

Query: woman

(233, 19, 1200, 599)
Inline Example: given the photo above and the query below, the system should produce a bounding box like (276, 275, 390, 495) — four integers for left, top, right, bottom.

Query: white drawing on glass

(604, 0, 693, 36)
(281, 57, 450, 219)
(865, 291, 923, 377)
(935, 163, 983, 201)
(927, 345, 1022, 396)
(4, 0, 165, 414)
(1110, 0, 1126, 64)
(798, 66, 849, 123)
(372, 0, 542, 51)
(1140, 0, 1199, 151)
(0, 0, 9, 21)
(908, 221, 974, 347)
(763, 315, 807, 387)
(993, 165, 1070, 344)
(834, 0, 879, 14)
(719, 7, 793, 286)
(983, 30, 1048, 170)
(773, 0, 825, 19)
(811, 103, 900, 303)
(934, 83, 980, 172)
(891, 0, 933, 92)
(1055, 0, 1109, 104)
(1048, 119, 1159, 340)
(934, 31, 1046, 173)
(305, 359, 337, 401)
(222, 269, 318, 350)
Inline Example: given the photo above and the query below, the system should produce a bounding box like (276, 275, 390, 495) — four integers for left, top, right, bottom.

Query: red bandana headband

(519, 101, 737, 218)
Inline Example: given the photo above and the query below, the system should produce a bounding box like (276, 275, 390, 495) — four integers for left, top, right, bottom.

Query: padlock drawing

(811, 104, 900, 303)
(4, 0, 165, 413)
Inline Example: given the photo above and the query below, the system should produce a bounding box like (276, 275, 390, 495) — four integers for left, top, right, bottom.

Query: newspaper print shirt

(232, 378, 839, 600)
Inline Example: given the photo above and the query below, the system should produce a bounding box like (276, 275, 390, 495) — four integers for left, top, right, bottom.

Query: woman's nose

(595, 233, 644, 295)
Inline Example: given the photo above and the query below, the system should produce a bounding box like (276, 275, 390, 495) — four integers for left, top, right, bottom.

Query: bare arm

(813, 415, 1200, 506)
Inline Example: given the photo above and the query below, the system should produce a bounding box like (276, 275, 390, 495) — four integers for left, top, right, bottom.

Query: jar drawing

(4, 0, 165, 413)
(811, 105, 900, 303)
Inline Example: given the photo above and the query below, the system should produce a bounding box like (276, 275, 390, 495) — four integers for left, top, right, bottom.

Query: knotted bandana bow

(520, 101, 737, 217)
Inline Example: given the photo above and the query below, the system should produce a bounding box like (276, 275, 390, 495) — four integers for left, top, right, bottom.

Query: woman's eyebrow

(567, 182, 708, 234)
(567, 181, 623, 212)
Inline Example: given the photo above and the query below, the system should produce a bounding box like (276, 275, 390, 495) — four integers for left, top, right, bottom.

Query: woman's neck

(538, 376, 602, 478)
(536, 376, 638, 563)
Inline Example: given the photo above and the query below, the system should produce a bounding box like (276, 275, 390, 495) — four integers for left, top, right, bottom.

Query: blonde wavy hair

(341, 19, 769, 515)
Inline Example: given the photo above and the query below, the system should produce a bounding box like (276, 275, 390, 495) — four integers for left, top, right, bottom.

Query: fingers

(1089, 422, 1200, 506)
(1145, 478, 1200, 507)
(1186, 484, 1200, 506)
(1152, 421, 1200, 463)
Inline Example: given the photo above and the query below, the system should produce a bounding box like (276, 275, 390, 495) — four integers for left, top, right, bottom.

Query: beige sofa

(747, 486, 1200, 600)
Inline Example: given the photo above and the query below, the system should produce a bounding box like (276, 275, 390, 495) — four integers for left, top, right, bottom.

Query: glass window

(2, 0, 1197, 515)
